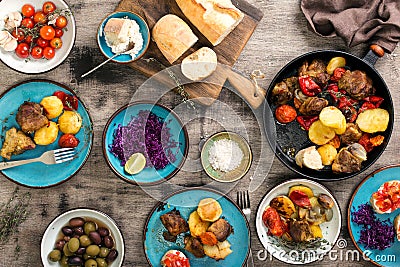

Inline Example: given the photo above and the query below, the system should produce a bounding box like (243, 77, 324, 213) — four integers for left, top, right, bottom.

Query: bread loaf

(175, 0, 244, 46)
(152, 14, 198, 64)
(181, 47, 217, 81)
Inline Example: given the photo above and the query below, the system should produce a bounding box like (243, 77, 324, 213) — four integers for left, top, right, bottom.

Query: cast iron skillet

(264, 46, 394, 181)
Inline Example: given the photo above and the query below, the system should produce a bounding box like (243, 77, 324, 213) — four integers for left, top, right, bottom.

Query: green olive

(59, 255, 69, 267)
(96, 258, 108, 267)
(84, 221, 97, 235)
(99, 247, 109, 258)
(63, 243, 74, 256)
(48, 249, 61, 262)
(326, 57, 346, 74)
(86, 244, 100, 257)
(85, 258, 98, 267)
(83, 253, 93, 260)
(68, 237, 80, 253)
(79, 235, 92, 247)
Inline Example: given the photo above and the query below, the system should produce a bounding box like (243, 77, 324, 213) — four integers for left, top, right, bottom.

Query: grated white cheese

(208, 139, 243, 172)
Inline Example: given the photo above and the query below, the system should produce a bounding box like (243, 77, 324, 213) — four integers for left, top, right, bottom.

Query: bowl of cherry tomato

(0, 0, 76, 74)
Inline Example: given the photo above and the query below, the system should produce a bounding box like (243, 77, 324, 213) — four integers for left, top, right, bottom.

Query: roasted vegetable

(356, 108, 389, 133)
(275, 104, 297, 124)
(203, 240, 232, 260)
(326, 57, 346, 74)
(288, 185, 314, 198)
(317, 144, 337, 166)
(262, 207, 287, 237)
(270, 196, 296, 218)
(308, 120, 336, 145)
(296, 115, 318, 131)
(197, 198, 222, 222)
(34, 121, 59, 145)
(319, 106, 346, 130)
(310, 225, 323, 238)
(188, 211, 210, 238)
(289, 190, 311, 209)
(199, 232, 218, 246)
(318, 194, 335, 209)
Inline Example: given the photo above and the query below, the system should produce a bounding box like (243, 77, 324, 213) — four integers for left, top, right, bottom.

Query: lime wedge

(124, 153, 146, 175)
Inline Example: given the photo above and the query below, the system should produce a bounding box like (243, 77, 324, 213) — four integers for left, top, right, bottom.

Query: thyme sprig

(0, 187, 31, 244)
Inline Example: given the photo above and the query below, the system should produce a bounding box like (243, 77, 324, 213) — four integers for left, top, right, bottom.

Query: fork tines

(54, 148, 75, 163)
(237, 191, 250, 209)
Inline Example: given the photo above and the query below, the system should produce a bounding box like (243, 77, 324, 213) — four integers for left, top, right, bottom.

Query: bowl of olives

(41, 208, 124, 267)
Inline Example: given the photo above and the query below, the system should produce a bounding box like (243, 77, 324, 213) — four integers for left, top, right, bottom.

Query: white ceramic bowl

(41, 208, 125, 267)
(255, 179, 341, 264)
(0, 0, 76, 73)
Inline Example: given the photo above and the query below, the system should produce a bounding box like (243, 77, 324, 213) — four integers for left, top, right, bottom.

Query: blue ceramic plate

(97, 11, 150, 63)
(143, 188, 250, 266)
(348, 165, 400, 267)
(0, 80, 93, 187)
(102, 102, 188, 185)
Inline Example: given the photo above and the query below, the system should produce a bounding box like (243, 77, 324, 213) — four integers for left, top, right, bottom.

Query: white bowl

(41, 208, 125, 267)
(0, 0, 76, 73)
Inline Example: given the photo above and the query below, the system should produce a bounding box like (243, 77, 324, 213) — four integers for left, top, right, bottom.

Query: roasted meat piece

(207, 218, 232, 242)
(271, 77, 299, 105)
(16, 102, 49, 133)
(184, 235, 205, 258)
(338, 70, 375, 100)
(340, 123, 362, 145)
(0, 127, 36, 160)
(299, 97, 329, 115)
(289, 220, 313, 242)
(332, 148, 362, 173)
(160, 209, 189, 237)
(298, 59, 330, 87)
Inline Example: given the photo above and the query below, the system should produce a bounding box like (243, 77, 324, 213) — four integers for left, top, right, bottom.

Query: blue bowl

(102, 102, 189, 185)
(97, 11, 150, 63)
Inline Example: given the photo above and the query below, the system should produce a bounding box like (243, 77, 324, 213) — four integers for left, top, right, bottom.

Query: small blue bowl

(97, 11, 150, 63)
(102, 102, 189, 186)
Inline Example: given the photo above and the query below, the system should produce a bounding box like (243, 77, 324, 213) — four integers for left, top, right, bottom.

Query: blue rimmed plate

(0, 80, 93, 187)
(97, 11, 150, 63)
(348, 165, 400, 267)
(102, 102, 188, 185)
(143, 188, 250, 266)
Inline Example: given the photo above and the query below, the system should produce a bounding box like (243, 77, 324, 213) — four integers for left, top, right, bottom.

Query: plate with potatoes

(0, 79, 93, 187)
(265, 50, 394, 180)
(143, 188, 250, 267)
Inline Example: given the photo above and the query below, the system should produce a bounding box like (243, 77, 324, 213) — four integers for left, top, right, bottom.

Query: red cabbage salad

(109, 110, 178, 170)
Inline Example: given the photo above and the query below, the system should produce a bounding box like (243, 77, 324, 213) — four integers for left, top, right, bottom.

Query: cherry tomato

(42, 1, 57, 14)
(262, 207, 287, 237)
(289, 190, 311, 208)
(53, 90, 67, 100)
(40, 25, 56, 40)
(53, 91, 79, 110)
(55, 15, 68, 29)
(15, 43, 30, 59)
(21, 17, 34, 29)
(275, 104, 297, 124)
(25, 35, 33, 44)
(30, 46, 43, 59)
(43, 46, 55, 59)
(33, 11, 47, 24)
(54, 28, 64, 38)
(36, 37, 49, 48)
(59, 134, 79, 148)
(21, 4, 35, 17)
(50, 38, 62, 49)
(12, 29, 25, 42)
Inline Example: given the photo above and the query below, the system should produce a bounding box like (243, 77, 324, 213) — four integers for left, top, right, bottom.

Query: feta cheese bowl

(97, 11, 150, 64)
(201, 131, 252, 183)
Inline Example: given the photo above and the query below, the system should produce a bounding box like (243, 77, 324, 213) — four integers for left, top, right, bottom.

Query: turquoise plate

(97, 11, 150, 63)
(143, 188, 250, 266)
(348, 165, 400, 267)
(102, 102, 188, 185)
(0, 80, 93, 188)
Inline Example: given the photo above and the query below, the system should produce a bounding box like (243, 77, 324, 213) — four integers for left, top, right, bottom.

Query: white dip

(208, 139, 243, 172)
(103, 18, 143, 59)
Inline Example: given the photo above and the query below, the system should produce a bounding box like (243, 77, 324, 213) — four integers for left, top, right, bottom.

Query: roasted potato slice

(326, 57, 346, 74)
(188, 211, 210, 238)
(34, 121, 59, 145)
(334, 117, 346, 135)
(356, 108, 389, 133)
(289, 185, 314, 198)
(317, 144, 337, 166)
(319, 106, 346, 130)
(203, 240, 232, 260)
(270, 196, 296, 218)
(309, 120, 336, 145)
(197, 198, 222, 222)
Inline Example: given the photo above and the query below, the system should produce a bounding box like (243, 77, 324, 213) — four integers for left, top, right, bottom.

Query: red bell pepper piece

(337, 96, 358, 109)
(330, 67, 346, 82)
(359, 102, 376, 113)
(296, 115, 319, 131)
(363, 96, 384, 108)
(298, 75, 321, 97)
(327, 84, 340, 102)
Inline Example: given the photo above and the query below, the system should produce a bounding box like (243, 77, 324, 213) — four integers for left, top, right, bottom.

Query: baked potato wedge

(308, 120, 336, 145)
(317, 144, 337, 166)
(188, 211, 210, 238)
(356, 108, 389, 133)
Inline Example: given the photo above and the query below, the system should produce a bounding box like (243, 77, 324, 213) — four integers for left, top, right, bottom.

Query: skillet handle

(363, 44, 385, 66)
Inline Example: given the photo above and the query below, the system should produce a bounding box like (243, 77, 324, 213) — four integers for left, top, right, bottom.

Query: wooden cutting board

(115, 0, 264, 106)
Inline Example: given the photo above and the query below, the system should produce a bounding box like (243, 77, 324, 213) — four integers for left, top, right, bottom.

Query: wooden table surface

(0, 0, 399, 266)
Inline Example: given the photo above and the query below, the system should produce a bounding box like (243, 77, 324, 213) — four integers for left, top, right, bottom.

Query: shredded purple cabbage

(109, 110, 178, 170)
(351, 203, 395, 250)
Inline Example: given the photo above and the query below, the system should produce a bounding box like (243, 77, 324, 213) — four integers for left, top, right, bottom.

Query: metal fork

(237, 191, 254, 267)
(0, 148, 75, 170)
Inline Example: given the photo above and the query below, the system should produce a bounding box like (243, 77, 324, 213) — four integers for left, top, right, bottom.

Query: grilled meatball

(16, 102, 49, 133)
(184, 235, 205, 258)
(299, 97, 329, 115)
(332, 148, 362, 173)
(160, 209, 189, 237)
(340, 123, 362, 145)
(207, 218, 232, 242)
(338, 70, 375, 100)
(0, 127, 36, 160)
